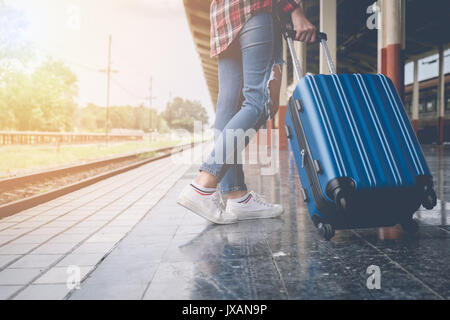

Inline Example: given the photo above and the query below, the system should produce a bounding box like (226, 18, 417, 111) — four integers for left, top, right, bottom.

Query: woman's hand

(291, 7, 316, 42)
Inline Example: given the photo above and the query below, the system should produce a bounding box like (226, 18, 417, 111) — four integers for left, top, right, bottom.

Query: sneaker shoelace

(249, 191, 274, 207)
(211, 191, 226, 212)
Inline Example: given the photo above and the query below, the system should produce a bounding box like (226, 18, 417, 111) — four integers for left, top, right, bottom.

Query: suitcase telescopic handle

(279, 18, 337, 80)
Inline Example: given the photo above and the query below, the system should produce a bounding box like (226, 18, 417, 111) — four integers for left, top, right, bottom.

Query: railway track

(0, 141, 205, 218)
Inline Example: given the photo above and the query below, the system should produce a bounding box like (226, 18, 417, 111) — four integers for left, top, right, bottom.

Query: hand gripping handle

(278, 15, 336, 78)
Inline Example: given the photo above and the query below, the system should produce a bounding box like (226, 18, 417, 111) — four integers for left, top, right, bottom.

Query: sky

(9, 0, 215, 123)
(4, 0, 448, 122)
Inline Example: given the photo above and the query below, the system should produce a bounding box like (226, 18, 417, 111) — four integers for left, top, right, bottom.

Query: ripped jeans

(199, 12, 284, 194)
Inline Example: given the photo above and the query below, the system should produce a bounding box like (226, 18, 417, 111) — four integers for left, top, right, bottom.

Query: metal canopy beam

(184, 0, 450, 109)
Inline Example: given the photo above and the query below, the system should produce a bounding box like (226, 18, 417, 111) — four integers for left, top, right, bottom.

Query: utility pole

(148, 77, 157, 143)
(149, 77, 153, 133)
(99, 35, 117, 145)
(106, 35, 112, 145)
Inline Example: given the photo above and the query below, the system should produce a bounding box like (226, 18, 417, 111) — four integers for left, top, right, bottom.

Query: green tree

(0, 2, 78, 132)
(0, 0, 33, 129)
(74, 103, 170, 133)
(0, 71, 39, 130)
(0, 59, 78, 131)
(30, 59, 78, 131)
(162, 97, 208, 132)
(74, 103, 106, 132)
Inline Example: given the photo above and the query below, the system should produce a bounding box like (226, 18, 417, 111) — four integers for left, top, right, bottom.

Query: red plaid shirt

(210, 0, 301, 57)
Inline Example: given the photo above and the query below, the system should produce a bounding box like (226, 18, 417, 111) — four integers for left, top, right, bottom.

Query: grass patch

(0, 137, 194, 178)
(137, 151, 156, 159)
(36, 188, 51, 195)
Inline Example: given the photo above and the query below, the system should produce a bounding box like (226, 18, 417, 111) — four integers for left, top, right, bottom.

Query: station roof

(184, 0, 450, 108)
(183, 0, 218, 107)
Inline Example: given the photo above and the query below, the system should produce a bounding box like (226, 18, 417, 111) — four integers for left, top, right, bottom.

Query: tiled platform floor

(0, 144, 448, 299)
(0, 144, 205, 299)
(71, 145, 448, 300)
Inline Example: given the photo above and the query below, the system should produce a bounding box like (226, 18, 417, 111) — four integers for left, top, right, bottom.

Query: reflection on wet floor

(71, 145, 449, 300)
(421, 145, 449, 227)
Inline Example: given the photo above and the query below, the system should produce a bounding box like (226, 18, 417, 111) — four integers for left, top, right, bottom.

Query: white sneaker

(177, 184, 238, 225)
(225, 191, 283, 220)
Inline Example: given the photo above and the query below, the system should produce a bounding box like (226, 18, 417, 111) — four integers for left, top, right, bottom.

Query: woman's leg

(213, 44, 248, 197)
(220, 13, 284, 197)
(179, 13, 283, 224)
(176, 38, 247, 225)
(198, 12, 274, 184)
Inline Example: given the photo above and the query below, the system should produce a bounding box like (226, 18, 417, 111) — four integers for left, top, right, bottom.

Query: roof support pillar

(279, 39, 289, 109)
(275, 38, 288, 150)
(381, 0, 404, 97)
(437, 46, 445, 144)
(378, 0, 385, 73)
(412, 58, 419, 134)
(295, 1, 307, 77)
(294, 41, 307, 78)
(278, 39, 289, 150)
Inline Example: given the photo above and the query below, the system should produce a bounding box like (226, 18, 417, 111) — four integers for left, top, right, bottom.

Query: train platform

(0, 143, 448, 300)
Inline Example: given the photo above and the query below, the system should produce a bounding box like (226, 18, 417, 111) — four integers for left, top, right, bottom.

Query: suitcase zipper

(288, 97, 335, 214)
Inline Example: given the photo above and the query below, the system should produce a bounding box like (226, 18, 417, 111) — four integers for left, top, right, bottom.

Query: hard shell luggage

(281, 23, 437, 240)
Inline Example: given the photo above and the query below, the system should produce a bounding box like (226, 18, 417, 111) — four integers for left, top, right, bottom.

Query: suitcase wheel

(334, 189, 354, 214)
(422, 186, 437, 210)
(326, 178, 356, 214)
(335, 194, 348, 212)
(317, 222, 335, 241)
(401, 219, 419, 235)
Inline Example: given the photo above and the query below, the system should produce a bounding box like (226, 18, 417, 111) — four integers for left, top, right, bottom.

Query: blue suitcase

(282, 29, 437, 240)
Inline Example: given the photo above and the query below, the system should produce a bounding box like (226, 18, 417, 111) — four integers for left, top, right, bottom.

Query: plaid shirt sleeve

(276, 0, 301, 14)
(210, 0, 303, 57)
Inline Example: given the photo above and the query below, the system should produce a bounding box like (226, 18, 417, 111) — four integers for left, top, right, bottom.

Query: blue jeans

(199, 12, 283, 194)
